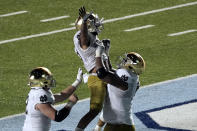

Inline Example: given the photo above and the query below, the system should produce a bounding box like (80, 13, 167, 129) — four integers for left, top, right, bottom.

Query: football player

(94, 46, 145, 131)
(73, 6, 125, 131)
(73, 6, 105, 131)
(23, 67, 83, 131)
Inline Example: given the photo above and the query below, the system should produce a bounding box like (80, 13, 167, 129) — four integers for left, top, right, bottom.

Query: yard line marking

(103, 1, 197, 23)
(1, 1, 197, 45)
(0, 74, 196, 120)
(124, 25, 155, 32)
(0, 27, 75, 45)
(40, 15, 70, 22)
(168, 29, 197, 36)
(0, 11, 28, 18)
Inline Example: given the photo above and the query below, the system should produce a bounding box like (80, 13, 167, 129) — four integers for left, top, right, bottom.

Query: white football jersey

(102, 68, 139, 125)
(23, 87, 55, 131)
(73, 31, 99, 72)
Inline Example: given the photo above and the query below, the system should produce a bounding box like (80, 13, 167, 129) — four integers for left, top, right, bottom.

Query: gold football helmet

(117, 52, 145, 75)
(75, 13, 104, 34)
(29, 67, 56, 89)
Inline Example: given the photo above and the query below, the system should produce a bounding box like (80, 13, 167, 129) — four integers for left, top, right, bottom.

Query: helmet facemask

(116, 54, 128, 69)
(116, 52, 145, 75)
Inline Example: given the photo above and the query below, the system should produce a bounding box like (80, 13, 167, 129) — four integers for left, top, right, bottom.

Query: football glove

(72, 68, 83, 88)
(79, 6, 92, 22)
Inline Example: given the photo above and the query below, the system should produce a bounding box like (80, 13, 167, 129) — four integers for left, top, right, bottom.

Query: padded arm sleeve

(54, 107, 71, 122)
(96, 67, 109, 79)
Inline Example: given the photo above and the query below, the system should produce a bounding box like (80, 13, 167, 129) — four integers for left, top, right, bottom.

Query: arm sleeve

(54, 106, 71, 122)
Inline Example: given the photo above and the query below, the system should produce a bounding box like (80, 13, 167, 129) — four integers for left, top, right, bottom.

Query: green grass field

(0, 0, 197, 118)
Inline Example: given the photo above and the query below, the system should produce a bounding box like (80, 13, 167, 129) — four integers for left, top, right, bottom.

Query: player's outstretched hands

(95, 45, 105, 58)
(72, 68, 83, 88)
(79, 6, 86, 18)
(76, 68, 83, 83)
(102, 39, 110, 48)
(79, 6, 92, 22)
(95, 41, 105, 58)
(102, 39, 110, 56)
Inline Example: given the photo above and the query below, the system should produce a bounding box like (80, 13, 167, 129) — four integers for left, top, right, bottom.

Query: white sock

(94, 125, 102, 131)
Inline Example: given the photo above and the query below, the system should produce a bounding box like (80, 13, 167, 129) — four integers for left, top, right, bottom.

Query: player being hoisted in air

(73, 6, 107, 131)
(73, 6, 128, 131)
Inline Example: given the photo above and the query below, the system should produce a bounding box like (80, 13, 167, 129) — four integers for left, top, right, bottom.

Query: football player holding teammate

(94, 46, 145, 131)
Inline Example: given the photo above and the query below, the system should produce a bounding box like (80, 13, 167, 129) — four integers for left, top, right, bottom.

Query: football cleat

(117, 52, 145, 75)
(29, 67, 56, 89)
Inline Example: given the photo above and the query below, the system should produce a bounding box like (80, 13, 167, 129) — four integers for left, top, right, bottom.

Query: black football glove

(79, 6, 92, 22)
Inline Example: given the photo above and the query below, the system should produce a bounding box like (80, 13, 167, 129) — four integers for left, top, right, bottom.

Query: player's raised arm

(95, 45, 128, 90)
(74, 7, 105, 130)
(53, 68, 83, 104)
(101, 39, 116, 73)
(78, 6, 92, 49)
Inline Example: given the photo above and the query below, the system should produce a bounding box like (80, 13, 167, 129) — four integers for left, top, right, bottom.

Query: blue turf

(0, 74, 197, 131)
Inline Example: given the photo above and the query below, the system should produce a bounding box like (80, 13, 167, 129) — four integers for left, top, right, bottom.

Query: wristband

(72, 80, 80, 88)
(66, 101, 75, 108)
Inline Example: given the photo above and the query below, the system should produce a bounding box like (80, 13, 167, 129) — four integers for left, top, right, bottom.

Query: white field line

(0, 11, 28, 18)
(142, 74, 197, 89)
(168, 29, 197, 36)
(70, 23, 75, 26)
(0, 74, 197, 120)
(103, 1, 197, 23)
(1, 1, 197, 45)
(0, 27, 75, 44)
(124, 25, 155, 32)
(40, 15, 70, 22)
